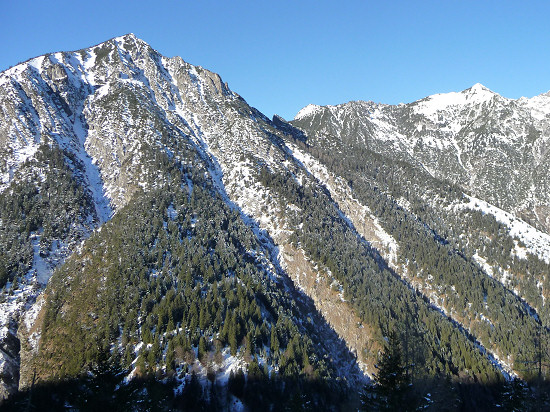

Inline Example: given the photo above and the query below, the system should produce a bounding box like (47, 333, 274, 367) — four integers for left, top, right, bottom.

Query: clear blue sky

(2, 1, 550, 120)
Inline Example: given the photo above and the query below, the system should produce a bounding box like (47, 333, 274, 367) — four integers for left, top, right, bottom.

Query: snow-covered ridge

(294, 104, 322, 120)
(519, 92, 550, 121)
(454, 195, 550, 263)
(413, 83, 499, 117)
(293, 83, 501, 122)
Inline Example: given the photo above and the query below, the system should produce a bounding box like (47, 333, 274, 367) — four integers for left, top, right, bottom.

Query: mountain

(0, 34, 548, 409)
(292, 84, 550, 232)
(290, 84, 550, 320)
(290, 85, 550, 403)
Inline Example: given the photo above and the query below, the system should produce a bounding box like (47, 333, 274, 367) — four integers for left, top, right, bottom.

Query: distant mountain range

(1, 34, 549, 410)
(293, 83, 550, 233)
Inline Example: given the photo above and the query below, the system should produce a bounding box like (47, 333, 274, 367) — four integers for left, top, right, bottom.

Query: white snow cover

(414, 83, 498, 118)
(294, 104, 322, 120)
(519, 92, 550, 121)
(472, 253, 495, 277)
(27, 56, 45, 72)
(73, 116, 113, 223)
(0, 232, 71, 346)
(455, 195, 550, 263)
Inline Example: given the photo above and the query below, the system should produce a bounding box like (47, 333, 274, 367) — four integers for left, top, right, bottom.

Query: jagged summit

(107, 33, 155, 53)
(87, 33, 148, 51)
(0, 33, 149, 78)
(113, 32, 140, 42)
(461, 82, 499, 101)
(464, 82, 494, 94)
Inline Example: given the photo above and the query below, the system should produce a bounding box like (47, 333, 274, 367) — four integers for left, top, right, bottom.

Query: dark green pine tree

(361, 330, 409, 411)
(228, 315, 238, 356)
(198, 336, 208, 365)
(228, 368, 245, 399)
(500, 377, 527, 412)
(270, 325, 280, 357)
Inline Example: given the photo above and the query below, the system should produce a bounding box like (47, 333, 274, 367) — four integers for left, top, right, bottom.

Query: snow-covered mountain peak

(294, 103, 322, 120)
(113, 32, 139, 43)
(413, 83, 498, 117)
(460, 82, 500, 103)
(465, 82, 494, 95)
(109, 33, 154, 54)
(519, 91, 550, 121)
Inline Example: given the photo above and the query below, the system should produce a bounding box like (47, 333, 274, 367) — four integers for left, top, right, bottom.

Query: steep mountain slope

(290, 88, 550, 379)
(1, 34, 370, 408)
(0, 34, 545, 409)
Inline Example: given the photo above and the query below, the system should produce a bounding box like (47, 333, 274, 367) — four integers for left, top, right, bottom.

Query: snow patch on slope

(289, 142, 398, 265)
(0, 232, 65, 343)
(27, 56, 45, 72)
(455, 195, 550, 263)
(472, 253, 494, 277)
(0, 143, 42, 192)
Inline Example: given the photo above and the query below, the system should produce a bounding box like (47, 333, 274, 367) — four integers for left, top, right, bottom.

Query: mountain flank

(0, 34, 549, 410)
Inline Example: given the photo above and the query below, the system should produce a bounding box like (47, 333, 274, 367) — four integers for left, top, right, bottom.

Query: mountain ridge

(292, 82, 550, 121)
(291, 81, 550, 233)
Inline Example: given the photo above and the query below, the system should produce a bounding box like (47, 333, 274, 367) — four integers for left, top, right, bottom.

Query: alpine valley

(1, 34, 550, 410)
